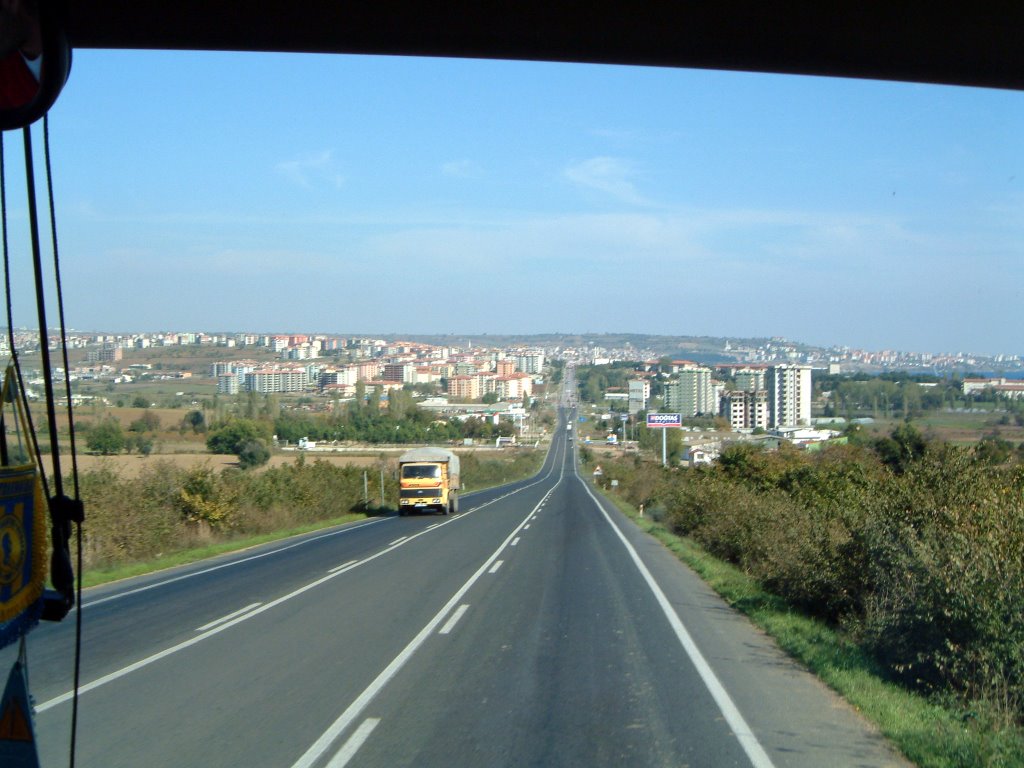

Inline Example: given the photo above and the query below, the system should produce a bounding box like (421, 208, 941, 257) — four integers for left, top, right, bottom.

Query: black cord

(0, 133, 51, 501)
(44, 114, 83, 768)
(22, 126, 64, 499)
(44, 116, 80, 495)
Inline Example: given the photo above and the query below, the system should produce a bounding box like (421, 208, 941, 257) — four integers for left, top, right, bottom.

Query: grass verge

(606, 495, 1024, 768)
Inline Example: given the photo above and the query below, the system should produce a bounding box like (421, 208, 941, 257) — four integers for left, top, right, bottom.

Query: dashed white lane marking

(438, 604, 470, 635)
(40, 425, 570, 717)
(426, 523, 440, 530)
(510, 537, 521, 547)
(326, 717, 380, 768)
(388, 537, 408, 546)
(328, 560, 359, 574)
(289, 482, 555, 768)
(524, 524, 531, 530)
(488, 560, 504, 574)
(195, 603, 262, 632)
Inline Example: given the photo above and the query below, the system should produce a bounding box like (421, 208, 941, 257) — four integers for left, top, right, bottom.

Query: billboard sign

(646, 412, 682, 428)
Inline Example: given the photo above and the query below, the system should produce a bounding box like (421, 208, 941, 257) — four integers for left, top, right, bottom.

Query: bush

(603, 439, 1024, 721)
(237, 440, 270, 469)
(206, 418, 272, 454)
(864, 451, 1024, 712)
(86, 418, 126, 455)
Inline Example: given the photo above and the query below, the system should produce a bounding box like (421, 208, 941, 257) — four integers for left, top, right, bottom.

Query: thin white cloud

(563, 156, 650, 206)
(275, 150, 344, 188)
(441, 159, 483, 179)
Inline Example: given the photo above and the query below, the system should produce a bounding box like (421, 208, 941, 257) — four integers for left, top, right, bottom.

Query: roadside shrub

(864, 450, 1024, 715)
(603, 440, 1024, 721)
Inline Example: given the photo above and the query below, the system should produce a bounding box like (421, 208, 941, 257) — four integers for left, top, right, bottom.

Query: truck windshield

(402, 465, 442, 479)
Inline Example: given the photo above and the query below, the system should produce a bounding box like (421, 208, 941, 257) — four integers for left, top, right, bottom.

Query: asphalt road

(4, 409, 907, 767)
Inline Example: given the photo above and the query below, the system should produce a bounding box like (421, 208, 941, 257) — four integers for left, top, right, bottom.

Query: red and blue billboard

(646, 412, 682, 428)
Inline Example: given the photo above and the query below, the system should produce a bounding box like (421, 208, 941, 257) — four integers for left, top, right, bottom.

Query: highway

(4, 407, 906, 767)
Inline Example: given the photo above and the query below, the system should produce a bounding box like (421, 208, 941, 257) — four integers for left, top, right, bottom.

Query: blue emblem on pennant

(0, 362, 47, 651)
(0, 466, 45, 649)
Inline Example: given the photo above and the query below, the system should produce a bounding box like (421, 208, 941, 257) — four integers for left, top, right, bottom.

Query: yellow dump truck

(398, 447, 461, 516)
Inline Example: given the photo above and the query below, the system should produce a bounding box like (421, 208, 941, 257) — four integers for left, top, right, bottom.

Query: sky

(3, 50, 1023, 355)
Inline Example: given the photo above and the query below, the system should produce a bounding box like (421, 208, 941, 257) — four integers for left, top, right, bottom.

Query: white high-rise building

(628, 378, 650, 414)
(515, 352, 545, 374)
(664, 366, 715, 416)
(768, 365, 812, 427)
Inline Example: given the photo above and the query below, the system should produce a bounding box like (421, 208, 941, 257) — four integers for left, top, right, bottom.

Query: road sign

(646, 413, 682, 428)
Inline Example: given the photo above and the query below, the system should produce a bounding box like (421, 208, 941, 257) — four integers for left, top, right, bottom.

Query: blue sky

(4, 50, 1023, 354)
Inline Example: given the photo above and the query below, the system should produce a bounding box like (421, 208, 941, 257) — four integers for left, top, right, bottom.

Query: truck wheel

(442, 502, 450, 516)
(451, 496, 459, 514)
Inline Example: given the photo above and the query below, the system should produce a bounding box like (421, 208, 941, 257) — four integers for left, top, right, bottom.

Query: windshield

(33, 51, 1021, 349)
(401, 464, 441, 479)
(4, 47, 1022, 768)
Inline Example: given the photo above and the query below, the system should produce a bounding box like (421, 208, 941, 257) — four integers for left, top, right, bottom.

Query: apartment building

(245, 368, 309, 394)
(495, 360, 517, 377)
(768, 364, 812, 427)
(515, 352, 545, 374)
(628, 378, 650, 414)
(723, 389, 769, 430)
(733, 366, 767, 392)
(664, 365, 715, 416)
(447, 375, 481, 400)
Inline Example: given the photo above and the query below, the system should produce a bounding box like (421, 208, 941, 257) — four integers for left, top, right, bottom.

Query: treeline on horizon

(591, 423, 1024, 727)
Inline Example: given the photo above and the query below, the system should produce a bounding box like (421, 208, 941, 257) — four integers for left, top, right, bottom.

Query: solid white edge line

(40, 430, 566, 715)
(579, 478, 776, 768)
(288, 481, 556, 768)
(195, 602, 262, 632)
(438, 604, 470, 635)
(82, 517, 391, 609)
(488, 560, 504, 574)
(325, 717, 380, 768)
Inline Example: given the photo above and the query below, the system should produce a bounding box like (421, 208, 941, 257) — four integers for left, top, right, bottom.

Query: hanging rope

(0, 133, 50, 502)
(43, 113, 84, 768)
(2, 120, 85, 768)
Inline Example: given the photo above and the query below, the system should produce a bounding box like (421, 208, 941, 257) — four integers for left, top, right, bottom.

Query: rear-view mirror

(0, 0, 70, 131)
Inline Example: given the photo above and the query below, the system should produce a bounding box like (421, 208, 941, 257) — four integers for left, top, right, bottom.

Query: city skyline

(3, 51, 1021, 354)
(10, 327, 1022, 372)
